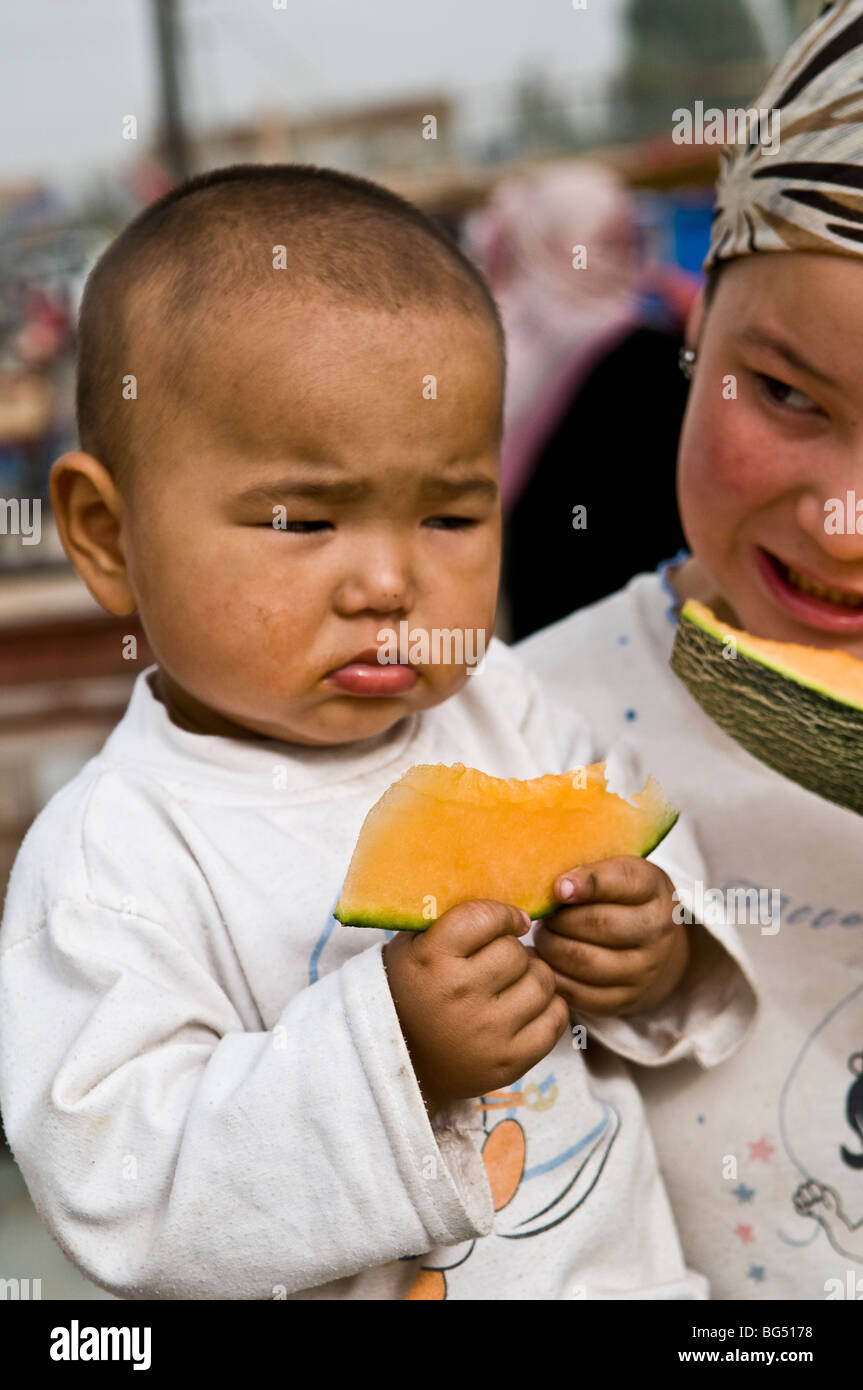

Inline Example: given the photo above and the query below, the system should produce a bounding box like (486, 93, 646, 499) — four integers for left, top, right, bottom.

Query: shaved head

(75, 163, 505, 488)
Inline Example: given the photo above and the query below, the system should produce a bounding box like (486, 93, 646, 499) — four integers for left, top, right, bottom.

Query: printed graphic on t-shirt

(786, 985, 863, 1264)
(701, 880, 863, 1290)
(310, 913, 623, 1300)
(403, 1079, 621, 1300)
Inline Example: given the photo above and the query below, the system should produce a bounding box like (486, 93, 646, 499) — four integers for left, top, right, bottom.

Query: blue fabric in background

(670, 194, 716, 275)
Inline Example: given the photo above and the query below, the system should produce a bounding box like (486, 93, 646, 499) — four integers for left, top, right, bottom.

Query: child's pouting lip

(325, 647, 419, 697)
(755, 548, 863, 634)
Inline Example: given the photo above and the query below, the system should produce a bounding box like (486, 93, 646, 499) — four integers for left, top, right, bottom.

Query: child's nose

(797, 484, 863, 562)
(333, 547, 416, 616)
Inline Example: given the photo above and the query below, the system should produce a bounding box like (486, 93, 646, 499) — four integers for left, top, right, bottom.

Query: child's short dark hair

(76, 163, 505, 486)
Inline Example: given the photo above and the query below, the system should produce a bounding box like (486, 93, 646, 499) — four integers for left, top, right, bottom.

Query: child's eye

(756, 373, 819, 414)
(423, 516, 478, 530)
(262, 520, 333, 532)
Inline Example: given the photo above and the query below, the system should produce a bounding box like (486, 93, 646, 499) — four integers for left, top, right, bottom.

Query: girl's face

(678, 252, 863, 657)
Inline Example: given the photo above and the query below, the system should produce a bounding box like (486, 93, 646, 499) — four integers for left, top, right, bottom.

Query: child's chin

(294, 701, 415, 748)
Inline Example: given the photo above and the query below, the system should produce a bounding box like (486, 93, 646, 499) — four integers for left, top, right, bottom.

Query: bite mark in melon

(334, 761, 678, 931)
(671, 599, 863, 815)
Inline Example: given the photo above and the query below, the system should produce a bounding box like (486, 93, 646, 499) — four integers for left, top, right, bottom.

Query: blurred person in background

(0, 281, 72, 512)
(467, 161, 692, 640)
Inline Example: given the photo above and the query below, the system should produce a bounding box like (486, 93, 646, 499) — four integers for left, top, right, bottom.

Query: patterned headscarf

(705, 0, 863, 270)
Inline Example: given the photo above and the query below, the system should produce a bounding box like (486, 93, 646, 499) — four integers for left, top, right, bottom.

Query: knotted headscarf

(705, 0, 863, 270)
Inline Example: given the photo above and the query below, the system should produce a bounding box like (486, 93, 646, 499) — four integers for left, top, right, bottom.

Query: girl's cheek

(685, 391, 780, 510)
(679, 415, 756, 577)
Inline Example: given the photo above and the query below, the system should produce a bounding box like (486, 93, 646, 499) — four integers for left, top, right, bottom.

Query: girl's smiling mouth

(756, 548, 863, 634)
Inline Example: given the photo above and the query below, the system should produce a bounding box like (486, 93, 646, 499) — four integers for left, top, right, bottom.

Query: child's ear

(685, 285, 706, 351)
(49, 451, 138, 617)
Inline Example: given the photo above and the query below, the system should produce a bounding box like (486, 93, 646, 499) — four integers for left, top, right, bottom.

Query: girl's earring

(679, 347, 697, 381)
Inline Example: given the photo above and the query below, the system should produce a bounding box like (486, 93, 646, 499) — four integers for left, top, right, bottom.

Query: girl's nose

(797, 486, 863, 561)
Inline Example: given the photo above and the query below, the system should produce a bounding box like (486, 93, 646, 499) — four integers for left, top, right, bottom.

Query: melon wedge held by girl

(334, 761, 678, 931)
(671, 599, 863, 815)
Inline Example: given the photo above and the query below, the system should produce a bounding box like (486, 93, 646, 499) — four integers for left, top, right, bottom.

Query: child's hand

(532, 858, 689, 1018)
(383, 900, 570, 1118)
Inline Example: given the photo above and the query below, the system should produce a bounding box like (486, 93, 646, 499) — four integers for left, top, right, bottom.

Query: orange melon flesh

(683, 600, 863, 709)
(334, 761, 678, 931)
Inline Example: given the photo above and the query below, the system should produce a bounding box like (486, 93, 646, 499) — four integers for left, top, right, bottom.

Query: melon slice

(671, 599, 863, 815)
(334, 761, 678, 931)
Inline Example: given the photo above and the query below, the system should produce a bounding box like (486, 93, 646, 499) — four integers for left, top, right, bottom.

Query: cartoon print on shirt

(779, 984, 863, 1264)
(841, 1052, 863, 1169)
(403, 1076, 621, 1300)
(793, 1053, 863, 1262)
(310, 913, 624, 1299)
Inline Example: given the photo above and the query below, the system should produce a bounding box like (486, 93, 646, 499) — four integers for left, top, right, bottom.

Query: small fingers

(425, 899, 531, 958)
(474, 931, 531, 993)
(510, 991, 570, 1060)
(495, 956, 558, 1034)
(549, 973, 643, 1016)
(534, 921, 661, 984)
(540, 903, 673, 950)
(554, 857, 666, 908)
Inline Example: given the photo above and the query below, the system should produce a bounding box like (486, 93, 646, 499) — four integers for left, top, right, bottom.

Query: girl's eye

(423, 516, 478, 530)
(263, 520, 333, 532)
(756, 374, 819, 413)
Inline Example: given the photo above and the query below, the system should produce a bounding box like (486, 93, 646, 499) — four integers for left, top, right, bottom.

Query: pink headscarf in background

(465, 161, 642, 513)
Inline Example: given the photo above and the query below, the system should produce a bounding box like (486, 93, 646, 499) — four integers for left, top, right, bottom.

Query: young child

(522, 0, 863, 1301)
(0, 166, 753, 1301)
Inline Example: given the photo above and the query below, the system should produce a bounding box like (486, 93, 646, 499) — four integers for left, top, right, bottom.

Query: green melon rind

(333, 805, 679, 931)
(672, 609, 863, 817)
(682, 601, 863, 713)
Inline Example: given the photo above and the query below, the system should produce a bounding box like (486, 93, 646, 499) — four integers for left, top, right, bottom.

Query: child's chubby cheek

(151, 592, 320, 706)
(128, 537, 315, 695)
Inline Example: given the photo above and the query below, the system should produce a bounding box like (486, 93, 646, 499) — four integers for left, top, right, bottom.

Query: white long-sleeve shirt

(0, 638, 754, 1299)
(520, 567, 863, 1300)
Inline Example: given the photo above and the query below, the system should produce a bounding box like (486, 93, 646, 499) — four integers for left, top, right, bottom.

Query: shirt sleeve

(0, 897, 493, 1299)
(576, 813, 759, 1069)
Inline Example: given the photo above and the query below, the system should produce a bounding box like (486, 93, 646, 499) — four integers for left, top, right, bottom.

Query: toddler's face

(121, 300, 503, 745)
(678, 252, 863, 656)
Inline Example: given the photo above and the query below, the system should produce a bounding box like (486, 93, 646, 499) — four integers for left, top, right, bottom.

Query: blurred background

(0, 0, 823, 1298)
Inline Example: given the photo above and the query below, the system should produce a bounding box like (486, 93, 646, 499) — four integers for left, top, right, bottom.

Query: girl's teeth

(786, 566, 863, 609)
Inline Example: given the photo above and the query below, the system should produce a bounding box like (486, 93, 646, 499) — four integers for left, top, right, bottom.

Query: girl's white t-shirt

(521, 569, 863, 1301)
